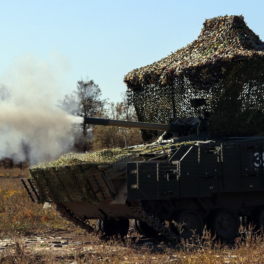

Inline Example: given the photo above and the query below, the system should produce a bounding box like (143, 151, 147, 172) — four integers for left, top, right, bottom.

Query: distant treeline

(0, 158, 29, 170)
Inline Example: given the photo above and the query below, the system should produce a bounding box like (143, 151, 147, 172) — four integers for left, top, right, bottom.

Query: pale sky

(0, 0, 263, 103)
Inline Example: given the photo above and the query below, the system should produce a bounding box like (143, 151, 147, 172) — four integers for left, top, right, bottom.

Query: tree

(59, 78, 107, 152)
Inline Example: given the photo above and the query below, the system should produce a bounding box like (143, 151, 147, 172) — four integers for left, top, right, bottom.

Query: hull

(24, 139, 264, 241)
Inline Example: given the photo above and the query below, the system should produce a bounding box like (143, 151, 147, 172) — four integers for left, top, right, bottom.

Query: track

(55, 203, 181, 243)
(56, 203, 95, 234)
(131, 206, 180, 244)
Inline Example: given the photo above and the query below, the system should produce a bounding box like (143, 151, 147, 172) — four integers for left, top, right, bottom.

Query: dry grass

(0, 178, 78, 236)
(1, 177, 264, 263)
(0, 168, 29, 178)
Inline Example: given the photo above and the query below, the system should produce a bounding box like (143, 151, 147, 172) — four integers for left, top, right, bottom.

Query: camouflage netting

(33, 150, 134, 168)
(30, 144, 185, 203)
(29, 149, 135, 203)
(30, 164, 100, 204)
(124, 15, 264, 140)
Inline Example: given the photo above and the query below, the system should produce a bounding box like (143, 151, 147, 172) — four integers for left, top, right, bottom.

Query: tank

(22, 15, 264, 242)
(22, 115, 264, 242)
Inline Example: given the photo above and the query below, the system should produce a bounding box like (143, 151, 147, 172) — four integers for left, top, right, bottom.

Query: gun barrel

(84, 117, 170, 131)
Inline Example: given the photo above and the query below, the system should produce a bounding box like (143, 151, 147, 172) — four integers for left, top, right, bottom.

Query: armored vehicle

(23, 116, 264, 242)
(23, 15, 264, 242)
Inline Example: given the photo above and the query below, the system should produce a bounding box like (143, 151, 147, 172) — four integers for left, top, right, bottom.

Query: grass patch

(0, 177, 79, 237)
(0, 168, 29, 178)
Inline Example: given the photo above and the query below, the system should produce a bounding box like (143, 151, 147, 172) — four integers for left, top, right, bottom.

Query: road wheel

(207, 209, 240, 241)
(252, 206, 264, 232)
(169, 210, 204, 239)
(100, 218, 129, 237)
(133, 219, 158, 237)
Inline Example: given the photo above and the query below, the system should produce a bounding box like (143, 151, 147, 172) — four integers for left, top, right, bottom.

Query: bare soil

(0, 228, 181, 263)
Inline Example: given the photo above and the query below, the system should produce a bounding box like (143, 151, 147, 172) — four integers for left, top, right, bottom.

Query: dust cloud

(0, 54, 82, 165)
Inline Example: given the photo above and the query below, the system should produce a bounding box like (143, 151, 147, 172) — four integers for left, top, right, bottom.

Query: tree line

(58, 78, 143, 152)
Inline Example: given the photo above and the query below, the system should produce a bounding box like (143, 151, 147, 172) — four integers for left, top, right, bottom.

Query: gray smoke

(0, 54, 81, 165)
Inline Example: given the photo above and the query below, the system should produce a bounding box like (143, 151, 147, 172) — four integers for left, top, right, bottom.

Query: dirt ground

(0, 229, 181, 263)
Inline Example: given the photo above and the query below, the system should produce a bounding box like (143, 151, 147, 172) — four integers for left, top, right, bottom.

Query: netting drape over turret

(124, 15, 264, 140)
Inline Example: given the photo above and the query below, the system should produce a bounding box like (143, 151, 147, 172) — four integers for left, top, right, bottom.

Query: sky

(0, 0, 263, 103)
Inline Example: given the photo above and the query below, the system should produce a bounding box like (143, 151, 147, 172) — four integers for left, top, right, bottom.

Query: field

(1, 175, 264, 263)
(0, 168, 29, 178)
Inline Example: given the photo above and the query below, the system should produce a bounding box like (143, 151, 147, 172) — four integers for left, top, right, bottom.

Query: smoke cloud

(0, 54, 80, 165)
